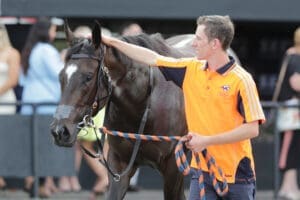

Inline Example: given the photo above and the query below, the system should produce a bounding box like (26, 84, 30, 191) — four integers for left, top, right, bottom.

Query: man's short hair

(197, 15, 234, 50)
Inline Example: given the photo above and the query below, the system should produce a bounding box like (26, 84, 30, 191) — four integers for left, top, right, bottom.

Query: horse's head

(51, 21, 109, 147)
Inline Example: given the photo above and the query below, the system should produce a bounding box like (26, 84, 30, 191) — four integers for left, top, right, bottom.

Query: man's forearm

(105, 37, 158, 66)
(208, 121, 259, 146)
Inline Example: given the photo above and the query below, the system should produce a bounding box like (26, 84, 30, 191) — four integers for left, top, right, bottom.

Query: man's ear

(211, 38, 221, 50)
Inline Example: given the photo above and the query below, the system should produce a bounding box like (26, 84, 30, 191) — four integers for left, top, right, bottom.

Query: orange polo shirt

(157, 56, 265, 183)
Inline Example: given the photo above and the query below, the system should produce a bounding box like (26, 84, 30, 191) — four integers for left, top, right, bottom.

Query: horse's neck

(105, 100, 149, 132)
(106, 67, 150, 118)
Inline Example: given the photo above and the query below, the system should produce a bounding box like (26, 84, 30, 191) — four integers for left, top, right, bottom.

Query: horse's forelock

(65, 42, 83, 61)
(66, 38, 100, 61)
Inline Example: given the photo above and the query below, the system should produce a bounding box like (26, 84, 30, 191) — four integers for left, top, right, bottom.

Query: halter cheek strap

(70, 47, 111, 116)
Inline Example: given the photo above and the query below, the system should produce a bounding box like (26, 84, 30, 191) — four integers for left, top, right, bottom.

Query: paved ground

(0, 189, 275, 200)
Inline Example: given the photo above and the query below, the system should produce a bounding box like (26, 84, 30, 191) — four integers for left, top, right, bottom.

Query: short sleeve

(239, 73, 266, 124)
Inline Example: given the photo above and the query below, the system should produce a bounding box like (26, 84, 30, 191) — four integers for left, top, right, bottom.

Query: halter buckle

(76, 121, 85, 129)
(113, 174, 121, 182)
(83, 115, 96, 128)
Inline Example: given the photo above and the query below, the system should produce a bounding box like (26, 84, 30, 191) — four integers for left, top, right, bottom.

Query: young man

(102, 15, 265, 200)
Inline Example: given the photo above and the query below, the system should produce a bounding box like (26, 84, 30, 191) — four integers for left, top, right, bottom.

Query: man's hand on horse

(184, 132, 210, 153)
(101, 35, 114, 46)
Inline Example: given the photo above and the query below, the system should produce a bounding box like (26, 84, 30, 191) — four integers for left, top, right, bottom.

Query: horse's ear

(64, 19, 74, 45)
(92, 21, 101, 49)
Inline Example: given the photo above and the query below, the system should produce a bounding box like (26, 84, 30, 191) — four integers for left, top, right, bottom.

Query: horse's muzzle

(50, 122, 76, 147)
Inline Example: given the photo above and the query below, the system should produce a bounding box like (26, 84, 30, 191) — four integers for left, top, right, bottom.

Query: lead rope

(101, 127, 229, 199)
(78, 116, 122, 181)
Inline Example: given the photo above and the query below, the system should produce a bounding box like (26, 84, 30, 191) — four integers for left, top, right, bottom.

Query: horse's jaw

(54, 138, 75, 147)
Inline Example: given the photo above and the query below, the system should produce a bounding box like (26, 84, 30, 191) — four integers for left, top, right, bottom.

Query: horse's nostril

(51, 130, 57, 138)
(61, 129, 70, 139)
(58, 126, 65, 135)
(51, 126, 69, 140)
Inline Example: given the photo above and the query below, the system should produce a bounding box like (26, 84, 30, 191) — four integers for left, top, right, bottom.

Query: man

(102, 15, 265, 200)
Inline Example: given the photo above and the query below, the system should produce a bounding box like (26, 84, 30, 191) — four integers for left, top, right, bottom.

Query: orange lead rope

(101, 127, 229, 199)
(175, 138, 229, 200)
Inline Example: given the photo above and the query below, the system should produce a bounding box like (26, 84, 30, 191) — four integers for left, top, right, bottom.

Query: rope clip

(83, 115, 96, 128)
(113, 174, 121, 182)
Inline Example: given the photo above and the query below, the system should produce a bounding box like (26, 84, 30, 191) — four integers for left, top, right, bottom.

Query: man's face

(192, 25, 213, 60)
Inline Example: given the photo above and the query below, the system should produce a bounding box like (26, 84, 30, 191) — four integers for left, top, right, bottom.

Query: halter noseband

(70, 54, 101, 62)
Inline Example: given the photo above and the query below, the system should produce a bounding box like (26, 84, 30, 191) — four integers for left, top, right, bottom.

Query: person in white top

(0, 24, 20, 114)
(0, 24, 20, 189)
(0, 24, 20, 190)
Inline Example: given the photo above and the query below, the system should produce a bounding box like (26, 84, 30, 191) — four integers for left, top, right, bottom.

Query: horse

(50, 22, 190, 200)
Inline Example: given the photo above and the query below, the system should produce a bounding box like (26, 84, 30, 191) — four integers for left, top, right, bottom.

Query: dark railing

(0, 102, 75, 198)
(261, 100, 300, 200)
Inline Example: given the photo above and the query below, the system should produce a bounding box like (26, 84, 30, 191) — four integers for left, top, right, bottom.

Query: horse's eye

(85, 74, 93, 82)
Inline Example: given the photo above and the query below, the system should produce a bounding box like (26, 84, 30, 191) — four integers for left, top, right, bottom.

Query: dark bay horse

(51, 23, 190, 200)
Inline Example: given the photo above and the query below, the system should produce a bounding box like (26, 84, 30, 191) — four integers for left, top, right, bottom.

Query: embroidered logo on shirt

(221, 85, 230, 92)
(219, 85, 231, 97)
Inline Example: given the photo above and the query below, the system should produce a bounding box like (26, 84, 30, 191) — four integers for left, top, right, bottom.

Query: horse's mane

(65, 33, 183, 67)
(110, 33, 182, 67)
(123, 33, 171, 55)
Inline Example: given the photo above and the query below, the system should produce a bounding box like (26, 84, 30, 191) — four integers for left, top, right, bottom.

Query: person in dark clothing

(277, 27, 300, 200)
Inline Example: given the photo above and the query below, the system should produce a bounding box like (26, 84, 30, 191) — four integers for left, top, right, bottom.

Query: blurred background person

(20, 17, 64, 198)
(289, 72, 300, 91)
(277, 27, 300, 200)
(121, 22, 143, 36)
(77, 107, 108, 200)
(0, 24, 21, 190)
(73, 25, 92, 38)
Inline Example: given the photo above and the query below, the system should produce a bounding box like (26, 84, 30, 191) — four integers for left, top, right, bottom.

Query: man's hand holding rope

(185, 132, 210, 153)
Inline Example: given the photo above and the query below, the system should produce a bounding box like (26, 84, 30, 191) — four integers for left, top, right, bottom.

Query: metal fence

(0, 102, 75, 198)
(261, 100, 300, 200)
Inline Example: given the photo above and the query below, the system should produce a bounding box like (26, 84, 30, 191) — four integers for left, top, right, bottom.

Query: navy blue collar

(204, 56, 235, 75)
